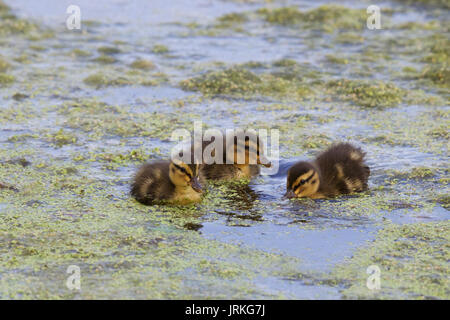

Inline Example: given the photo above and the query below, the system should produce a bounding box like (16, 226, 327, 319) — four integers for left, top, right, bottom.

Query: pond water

(0, 0, 448, 299)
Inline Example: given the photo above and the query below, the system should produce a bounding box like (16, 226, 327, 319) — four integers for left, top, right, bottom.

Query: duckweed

(97, 46, 121, 55)
(393, 0, 450, 9)
(180, 67, 262, 95)
(333, 221, 450, 299)
(180, 65, 317, 99)
(421, 64, 449, 86)
(334, 32, 364, 44)
(1, 0, 449, 300)
(326, 79, 405, 108)
(0, 72, 14, 86)
(83, 73, 133, 88)
(29, 45, 46, 51)
(45, 129, 78, 148)
(70, 49, 92, 57)
(152, 44, 169, 54)
(130, 59, 155, 70)
(434, 195, 450, 209)
(0, 2, 37, 36)
(273, 58, 298, 67)
(93, 55, 117, 64)
(217, 12, 248, 26)
(0, 55, 11, 72)
(325, 55, 349, 65)
(257, 5, 366, 31)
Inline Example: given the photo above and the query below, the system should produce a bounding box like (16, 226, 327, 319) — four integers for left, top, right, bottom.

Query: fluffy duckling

(286, 143, 370, 199)
(131, 159, 202, 205)
(199, 130, 271, 181)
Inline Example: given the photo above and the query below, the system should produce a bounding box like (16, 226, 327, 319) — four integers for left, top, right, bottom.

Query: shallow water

(0, 0, 449, 299)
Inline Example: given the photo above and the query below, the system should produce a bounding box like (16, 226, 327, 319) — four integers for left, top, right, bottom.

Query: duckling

(285, 143, 370, 199)
(199, 129, 271, 181)
(131, 159, 202, 205)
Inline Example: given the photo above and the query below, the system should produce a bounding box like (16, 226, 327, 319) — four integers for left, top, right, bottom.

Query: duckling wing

(199, 164, 240, 181)
(131, 161, 174, 204)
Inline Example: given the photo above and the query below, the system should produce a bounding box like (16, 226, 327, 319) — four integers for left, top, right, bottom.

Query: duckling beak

(257, 155, 272, 168)
(190, 177, 202, 193)
(284, 190, 296, 199)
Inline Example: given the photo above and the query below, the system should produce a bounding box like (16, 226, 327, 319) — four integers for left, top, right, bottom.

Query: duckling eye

(300, 179, 306, 184)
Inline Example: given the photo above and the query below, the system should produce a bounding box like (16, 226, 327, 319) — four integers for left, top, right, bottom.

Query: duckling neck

(235, 164, 252, 178)
(173, 185, 202, 203)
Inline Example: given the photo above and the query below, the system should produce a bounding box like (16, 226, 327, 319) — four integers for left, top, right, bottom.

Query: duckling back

(199, 163, 260, 182)
(315, 143, 370, 196)
(198, 129, 268, 181)
(131, 161, 174, 205)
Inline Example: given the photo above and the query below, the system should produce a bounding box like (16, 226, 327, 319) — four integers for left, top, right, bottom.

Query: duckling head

(169, 159, 202, 193)
(227, 130, 271, 168)
(285, 162, 320, 198)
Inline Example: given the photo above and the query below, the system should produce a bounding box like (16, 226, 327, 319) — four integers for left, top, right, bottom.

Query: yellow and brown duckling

(286, 143, 370, 199)
(199, 130, 271, 182)
(131, 159, 202, 205)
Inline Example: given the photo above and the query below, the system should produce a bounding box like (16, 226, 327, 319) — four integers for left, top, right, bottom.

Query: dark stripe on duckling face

(171, 161, 202, 193)
(292, 170, 315, 190)
(172, 162, 192, 179)
(286, 162, 321, 198)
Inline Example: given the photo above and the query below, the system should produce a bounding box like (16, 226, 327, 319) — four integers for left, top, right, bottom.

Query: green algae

(129, 59, 155, 70)
(326, 79, 405, 108)
(83, 73, 131, 88)
(393, 0, 450, 9)
(13, 54, 30, 64)
(0, 157, 303, 298)
(216, 12, 248, 28)
(434, 195, 450, 210)
(334, 32, 364, 44)
(0, 105, 38, 123)
(70, 49, 92, 58)
(0, 55, 11, 72)
(73, 147, 162, 170)
(93, 55, 117, 64)
(97, 46, 121, 55)
(0, 1, 38, 36)
(180, 67, 262, 95)
(257, 5, 366, 31)
(55, 99, 192, 140)
(421, 64, 449, 86)
(45, 129, 78, 148)
(325, 55, 349, 65)
(0, 72, 15, 86)
(152, 44, 169, 54)
(396, 21, 441, 31)
(386, 167, 438, 180)
(29, 45, 46, 52)
(273, 58, 297, 67)
(332, 221, 450, 299)
(427, 125, 449, 139)
(0, 0, 449, 300)
(7, 134, 38, 143)
(179, 65, 316, 99)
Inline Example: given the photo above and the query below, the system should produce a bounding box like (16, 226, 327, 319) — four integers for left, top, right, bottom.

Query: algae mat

(0, 0, 448, 299)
